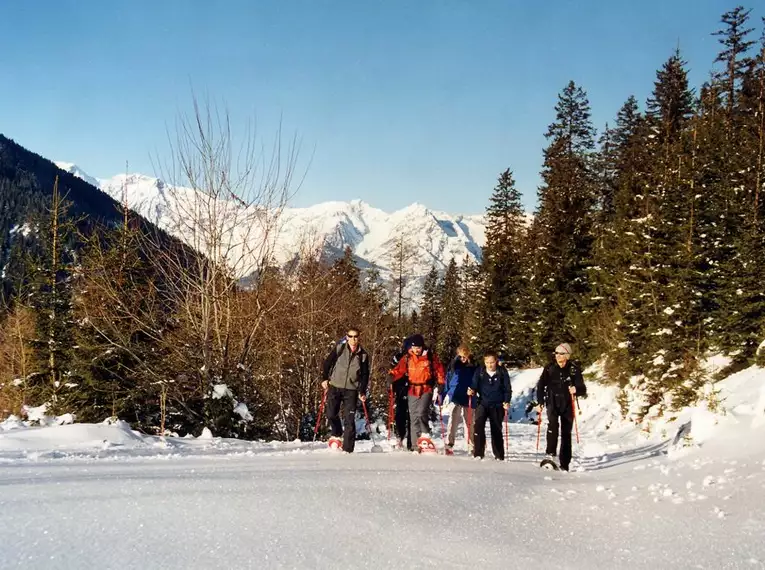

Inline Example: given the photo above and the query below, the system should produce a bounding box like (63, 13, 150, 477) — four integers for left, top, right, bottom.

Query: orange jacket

(389, 349, 446, 397)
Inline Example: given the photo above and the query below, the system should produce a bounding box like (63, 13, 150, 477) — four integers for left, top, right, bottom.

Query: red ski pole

(504, 407, 509, 459)
(387, 388, 394, 442)
(571, 393, 580, 444)
(467, 394, 473, 451)
(313, 388, 328, 441)
(438, 395, 446, 452)
(536, 406, 543, 452)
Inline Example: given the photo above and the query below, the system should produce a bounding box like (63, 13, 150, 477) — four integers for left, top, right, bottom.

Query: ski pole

(536, 406, 543, 452)
(467, 395, 473, 450)
(571, 393, 580, 444)
(313, 388, 328, 441)
(387, 388, 394, 442)
(438, 394, 446, 452)
(504, 406, 509, 460)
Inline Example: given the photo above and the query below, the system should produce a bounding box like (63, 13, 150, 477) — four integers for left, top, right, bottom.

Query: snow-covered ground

(1, 366, 764, 569)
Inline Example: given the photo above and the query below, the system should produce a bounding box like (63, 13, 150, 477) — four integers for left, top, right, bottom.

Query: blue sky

(0, 0, 753, 213)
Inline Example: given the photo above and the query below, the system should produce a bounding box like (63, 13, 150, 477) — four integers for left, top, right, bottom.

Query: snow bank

(0, 419, 145, 452)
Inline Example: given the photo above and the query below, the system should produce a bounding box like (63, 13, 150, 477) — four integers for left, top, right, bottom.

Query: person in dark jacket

(389, 335, 418, 450)
(444, 344, 478, 453)
(467, 351, 511, 460)
(534, 342, 587, 471)
(321, 327, 370, 453)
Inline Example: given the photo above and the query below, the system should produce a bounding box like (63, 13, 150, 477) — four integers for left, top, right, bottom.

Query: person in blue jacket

(467, 350, 511, 460)
(443, 344, 478, 454)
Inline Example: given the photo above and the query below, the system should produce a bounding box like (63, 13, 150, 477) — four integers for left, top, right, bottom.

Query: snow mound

(0, 421, 145, 452)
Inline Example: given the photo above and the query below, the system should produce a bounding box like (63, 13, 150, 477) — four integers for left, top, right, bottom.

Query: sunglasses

(346, 334, 359, 339)
(554, 351, 569, 356)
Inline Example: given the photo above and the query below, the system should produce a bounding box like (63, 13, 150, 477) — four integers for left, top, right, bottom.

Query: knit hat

(555, 343, 572, 355)
(409, 334, 425, 348)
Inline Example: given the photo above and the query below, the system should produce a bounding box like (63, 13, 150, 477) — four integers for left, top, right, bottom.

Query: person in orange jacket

(386, 334, 446, 451)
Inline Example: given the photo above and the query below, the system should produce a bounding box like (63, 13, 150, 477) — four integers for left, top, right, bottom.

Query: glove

(442, 394, 450, 407)
(433, 387, 440, 404)
(386, 374, 395, 389)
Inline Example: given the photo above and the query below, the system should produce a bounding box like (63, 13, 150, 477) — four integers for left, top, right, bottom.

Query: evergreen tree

(27, 177, 82, 413)
(330, 246, 362, 295)
(588, 96, 651, 382)
(647, 48, 695, 144)
(73, 222, 173, 425)
(478, 168, 530, 362)
(713, 6, 755, 115)
(629, 50, 703, 407)
(714, 20, 765, 365)
(437, 258, 463, 360)
(419, 265, 441, 347)
(460, 255, 484, 352)
(529, 81, 597, 358)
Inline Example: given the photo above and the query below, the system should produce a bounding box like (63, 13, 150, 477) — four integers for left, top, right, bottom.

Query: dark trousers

(326, 386, 358, 452)
(394, 382, 412, 450)
(546, 406, 573, 469)
(473, 404, 505, 460)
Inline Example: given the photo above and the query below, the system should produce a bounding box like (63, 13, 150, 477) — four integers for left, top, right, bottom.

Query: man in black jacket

(467, 351, 511, 460)
(535, 343, 587, 471)
(321, 327, 370, 453)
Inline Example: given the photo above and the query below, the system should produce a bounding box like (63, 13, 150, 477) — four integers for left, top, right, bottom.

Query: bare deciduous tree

(385, 234, 417, 335)
(145, 96, 303, 386)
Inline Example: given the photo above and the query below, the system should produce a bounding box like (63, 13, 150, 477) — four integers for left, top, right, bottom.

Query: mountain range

(55, 162, 490, 300)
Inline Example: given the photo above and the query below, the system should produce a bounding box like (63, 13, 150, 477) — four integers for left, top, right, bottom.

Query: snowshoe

(540, 458, 559, 471)
(445, 446, 454, 456)
(416, 435, 437, 454)
(328, 437, 342, 451)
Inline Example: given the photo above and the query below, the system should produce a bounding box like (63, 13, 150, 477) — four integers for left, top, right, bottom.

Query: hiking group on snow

(319, 327, 587, 471)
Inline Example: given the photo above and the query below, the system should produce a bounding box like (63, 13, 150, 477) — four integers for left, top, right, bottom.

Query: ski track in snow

(1, 367, 764, 569)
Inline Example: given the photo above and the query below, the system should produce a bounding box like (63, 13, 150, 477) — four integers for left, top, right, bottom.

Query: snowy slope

(57, 162, 496, 299)
(1, 365, 764, 569)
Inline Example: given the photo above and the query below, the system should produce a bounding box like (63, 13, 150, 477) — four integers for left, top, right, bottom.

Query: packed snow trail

(1, 365, 764, 569)
(1, 424, 764, 569)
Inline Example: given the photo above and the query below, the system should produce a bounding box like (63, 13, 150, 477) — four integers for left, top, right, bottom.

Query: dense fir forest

(1, 7, 764, 439)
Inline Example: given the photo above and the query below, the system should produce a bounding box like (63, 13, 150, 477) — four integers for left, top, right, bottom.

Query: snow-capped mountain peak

(56, 161, 493, 300)
(54, 162, 100, 189)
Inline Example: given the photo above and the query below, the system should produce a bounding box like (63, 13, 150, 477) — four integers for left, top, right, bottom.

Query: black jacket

(536, 360, 586, 413)
(470, 366, 511, 408)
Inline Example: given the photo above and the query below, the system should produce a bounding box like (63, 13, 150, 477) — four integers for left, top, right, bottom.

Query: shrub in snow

(299, 412, 317, 442)
(203, 383, 258, 439)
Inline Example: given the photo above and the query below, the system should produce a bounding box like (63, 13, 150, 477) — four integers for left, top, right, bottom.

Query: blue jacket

(470, 366, 512, 408)
(445, 357, 478, 408)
